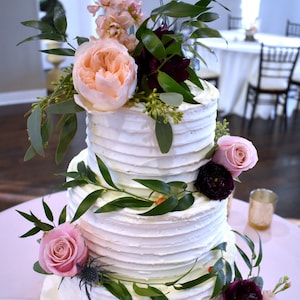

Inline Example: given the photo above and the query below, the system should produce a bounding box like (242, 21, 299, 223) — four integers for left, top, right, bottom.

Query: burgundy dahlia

(134, 25, 190, 92)
(223, 279, 263, 300)
(194, 161, 234, 200)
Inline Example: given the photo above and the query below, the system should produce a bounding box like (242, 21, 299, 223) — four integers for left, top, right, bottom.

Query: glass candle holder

(248, 188, 278, 230)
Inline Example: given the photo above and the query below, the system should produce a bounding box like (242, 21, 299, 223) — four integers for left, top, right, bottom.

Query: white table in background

(198, 30, 300, 118)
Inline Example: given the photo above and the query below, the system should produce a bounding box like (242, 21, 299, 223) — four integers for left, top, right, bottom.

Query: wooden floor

(1, 103, 300, 218)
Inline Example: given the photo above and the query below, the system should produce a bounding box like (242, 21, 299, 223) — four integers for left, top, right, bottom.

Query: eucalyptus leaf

(27, 105, 44, 157)
(134, 179, 170, 195)
(155, 118, 173, 154)
(55, 114, 77, 164)
(24, 145, 37, 161)
(139, 195, 178, 216)
(45, 99, 81, 114)
(159, 92, 183, 106)
(71, 189, 104, 223)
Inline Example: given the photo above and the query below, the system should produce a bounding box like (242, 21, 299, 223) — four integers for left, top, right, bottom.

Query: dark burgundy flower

(134, 25, 190, 92)
(194, 161, 234, 200)
(223, 279, 263, 300)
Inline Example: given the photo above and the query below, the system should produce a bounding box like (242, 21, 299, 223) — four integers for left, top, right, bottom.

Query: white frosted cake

(40, 81, 236, 300)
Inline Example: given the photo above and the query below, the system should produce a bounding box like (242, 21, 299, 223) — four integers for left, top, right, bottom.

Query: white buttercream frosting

(40, 81, 236, 300)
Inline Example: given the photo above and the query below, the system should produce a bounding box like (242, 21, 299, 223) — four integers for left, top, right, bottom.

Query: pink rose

(39, 223, 88, 277)
(212, 135, 258, 178)
(73, 39, 137, 112)
(262, 290, 278, 300)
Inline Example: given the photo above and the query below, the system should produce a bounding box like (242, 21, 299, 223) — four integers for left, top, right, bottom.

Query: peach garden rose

(72, 39, 137, 112)
(212, 135, 258, 179)
(39, 223, 88, 277)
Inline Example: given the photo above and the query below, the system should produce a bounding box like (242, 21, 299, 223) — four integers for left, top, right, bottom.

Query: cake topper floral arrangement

(17, 0, 290, 299)
(20, 0, 226, 163)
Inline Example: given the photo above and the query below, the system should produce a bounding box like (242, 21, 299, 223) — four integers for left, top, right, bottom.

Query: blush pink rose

(72, 39, 137, 112)
(212, 135, 258, 179)
(39, 223, 88, 277)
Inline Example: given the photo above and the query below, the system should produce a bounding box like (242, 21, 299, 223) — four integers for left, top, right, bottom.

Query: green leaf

(173, 193, 194, 211)
(174, 273, 213, 290)
(134, 179, 171, 194)
(18, 32, 64, 45)
(151, 2, 207, 18)
(211, 242, 227, 252)
(103, 281, 132, 300)
(19, 226, 41, 238)
(167, 181, 188, 190)
(254, 235, 263, 267)
(235, 244, 252, 270)
(33, 261, 51, 274)
(20, 20, 55, 32)
(27, 105, 44, 157)
(75, 36, 89, 46)
(159, 92, 183, 107)
(40, 48, 75, 56)
(155, 118, 173, 154)
(53, 4, 67, 35)
(58, 205, 67, 224)
(71, 189, 104, 222)
(191, 27, 222, 39)
(42, 199, 54, 222)
(141, 28, 166, 60)
(157, 71, 196, 103)
(96, 155, 118, 189)
(16, 210, 36, 222)
(45, 99, 82, 114)
(139, 195, 178, 216)
(198, 12, 219, 23)
(24, 145, 37, 161)
(211, 270, 225, 297)
(133, 283, 168, 299)
(58, 179, 88, 190)
(55, 114, 77, 164)
(95, 197, 152, 213)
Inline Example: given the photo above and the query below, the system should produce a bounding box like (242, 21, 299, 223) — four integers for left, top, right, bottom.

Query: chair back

(286, 20, 300, 37)
(228, 15, 242, 30)
(256, 43, 300, 92)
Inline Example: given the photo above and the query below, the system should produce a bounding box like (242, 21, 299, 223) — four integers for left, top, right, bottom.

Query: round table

(198, 30, 300, 118)
(1, 191, 299, 299)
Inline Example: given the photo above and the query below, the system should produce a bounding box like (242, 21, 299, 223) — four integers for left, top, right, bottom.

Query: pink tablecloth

(1, 191, 299, 299)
